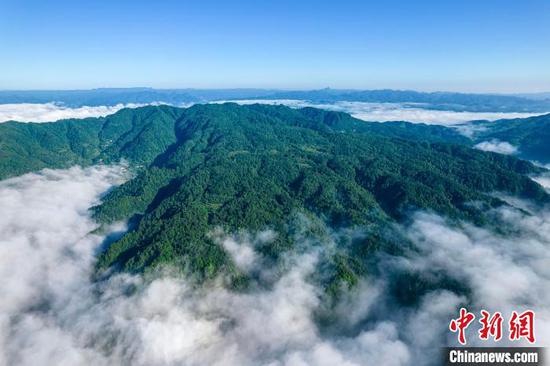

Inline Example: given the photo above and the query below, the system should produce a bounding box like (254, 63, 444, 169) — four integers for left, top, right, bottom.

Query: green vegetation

(0, 103, 547, 289)
(0, 105, 184, 179)
(471, 113, 550, 164)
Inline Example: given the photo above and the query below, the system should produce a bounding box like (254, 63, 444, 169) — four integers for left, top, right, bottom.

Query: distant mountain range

(514, 92, 550, 101)
(1, 87, 550, 113)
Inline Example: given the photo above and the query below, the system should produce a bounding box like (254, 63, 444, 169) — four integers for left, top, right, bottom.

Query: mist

(474, 139, 518, 154)
(1, 100, 543, 153)
(0, 103, 154, 123)
(214, 99, 543, 125)
(0, 165, 549, 366)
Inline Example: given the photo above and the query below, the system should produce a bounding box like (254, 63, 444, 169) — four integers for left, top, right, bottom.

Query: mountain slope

(88, 104, 547, 282)
(0, 103, 547, 287)
(0, 105, 184, 179)
(469, 113, 550, 164)
(0, 104, 470, 180)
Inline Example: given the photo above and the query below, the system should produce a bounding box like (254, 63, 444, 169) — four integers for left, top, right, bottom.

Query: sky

(0, 0, 549, 92)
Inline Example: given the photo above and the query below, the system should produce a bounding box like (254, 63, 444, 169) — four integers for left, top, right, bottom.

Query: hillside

(0, 104, 547, 289)
(469, 113, 550, 164)
(0, 104, 471, 180)
(0, 105, 184, 179)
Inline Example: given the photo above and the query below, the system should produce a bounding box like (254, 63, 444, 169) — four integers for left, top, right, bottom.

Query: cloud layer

(474, 139, 518, 154)
(399, 208, 550, 348)
(532, 172, 550, 191)
(1, 100, 543, 128)
(0, 165, 548, 366)
(0, 166, 411, 365)
(216, 99, 543, 125)
(0, 103, 153, 123)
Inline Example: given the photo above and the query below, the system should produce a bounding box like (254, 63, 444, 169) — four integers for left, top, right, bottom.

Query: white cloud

(0, 165, 128, 366)
(0, 165, 549, 366)
(0, 166, 409, 366)
(214, 99, 543, 125)
(0, 103, 157, 123)
(2, 100, 544, 136)
(532, 173, 550, 191)
(400, 207, 550, 348)
(210, 228, 276, 272)
(474, 139, 518, 154)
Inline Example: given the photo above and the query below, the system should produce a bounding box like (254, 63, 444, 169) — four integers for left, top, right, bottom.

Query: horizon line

(0, 87, 548, 96)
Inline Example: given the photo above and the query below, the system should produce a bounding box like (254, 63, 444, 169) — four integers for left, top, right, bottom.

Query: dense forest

(0, 103, 547, 295)
(468, 113, 550, 164)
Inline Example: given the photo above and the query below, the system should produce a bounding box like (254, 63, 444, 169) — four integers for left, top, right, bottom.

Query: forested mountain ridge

(468, 113, 550, 164)
(0, 104, 547, 288)
(0, 104, 471, 180)
(0, 105, 184, 179)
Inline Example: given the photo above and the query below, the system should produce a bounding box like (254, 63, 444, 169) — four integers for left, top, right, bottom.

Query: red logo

(449, 308, 475, 345)
(479, 310, 503, 341)
(449, 308, 536, 345)
(509, 310, 535, 343)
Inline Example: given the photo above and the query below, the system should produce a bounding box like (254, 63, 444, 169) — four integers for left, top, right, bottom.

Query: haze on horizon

(1, 0, 549, 93)
(0, 87, 549, 97)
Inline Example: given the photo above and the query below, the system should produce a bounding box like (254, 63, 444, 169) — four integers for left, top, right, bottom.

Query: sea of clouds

(213, 99, 543, 125)
(0, 100, 544, 125)
(0, 103, 155, 123)
(0, 164, 548, 366)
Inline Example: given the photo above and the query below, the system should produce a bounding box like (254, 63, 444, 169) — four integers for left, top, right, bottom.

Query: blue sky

(1, 0, 549, 92)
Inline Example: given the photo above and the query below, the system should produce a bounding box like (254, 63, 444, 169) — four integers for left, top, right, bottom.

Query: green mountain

(0, 104, 547, 290)
(0, 105, 184, 179)
(0, 104, 470, 180)
(469, 113, 550, 164)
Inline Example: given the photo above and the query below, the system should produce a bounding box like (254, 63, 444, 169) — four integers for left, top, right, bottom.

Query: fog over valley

(0, 163, 548, 365)
(0, 100, 545, 125)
